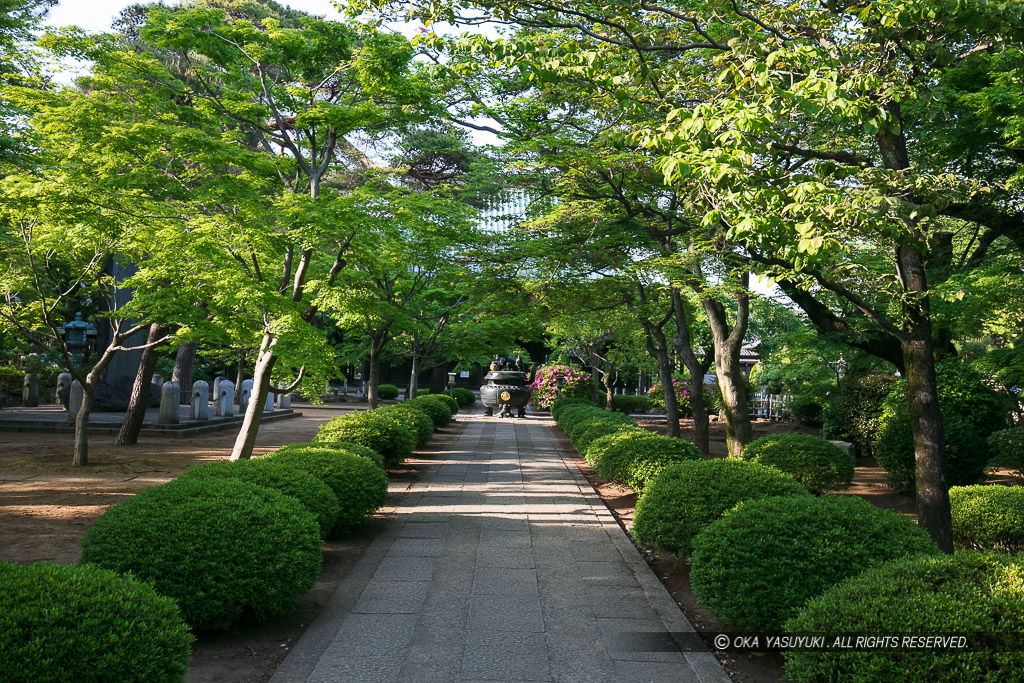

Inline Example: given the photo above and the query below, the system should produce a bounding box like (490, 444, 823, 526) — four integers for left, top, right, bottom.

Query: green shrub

(582, 430, 644, 468)
(573, 419, 644, 455)
(408, 395, 452, 428)
(530, 364, 592, 409)
(784, 552, 1024, 682)
(950, 485, 1024, 552)
(0, 562, 193, 682)
(610, 394, 652, 414)
(314, 410, 417, 467)
(264, 446, 389, 534)
(740, 433, 855, 494)
(550, 397, 594, 422)
(632, 459, 812, 557)
(690, 494, 940, 631)
(593, 432, 702, 491)
(875, 362, 1011, 493)
(377, 384, 399, 400)
(378, 404, 434, 447)
(179, 458, 339, 539)
(564, 409, 634, 445)
(989, 426, 1024, 478)
(80, 477, 322, 631)
(824, 373, 898, 456)
(425, 392, 459, 416)
(452, 387, 476, 407)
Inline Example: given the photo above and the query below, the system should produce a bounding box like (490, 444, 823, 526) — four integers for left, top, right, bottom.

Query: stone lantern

(60, 313, 94, 367)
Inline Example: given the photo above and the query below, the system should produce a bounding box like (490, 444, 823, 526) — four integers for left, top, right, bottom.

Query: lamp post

(555, 375, 564, 402)
(447, 371, 456, 398)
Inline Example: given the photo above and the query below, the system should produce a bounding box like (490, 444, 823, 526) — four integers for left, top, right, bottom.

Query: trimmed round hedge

(874, 362, 1011, 493)
(179, 458, 339, 539)
(950, 485, 1024, 552)
(378, 404, 434, 447)
(377, 383, 399, 400)
(784, 551, 1024, 682)
(314, 410, 416, 467)
(632, 459, 812, 557)
(740, 433, 855, 494)
(564, 410, 635, 445)
(452, 387, 476, 407)
(421, 389, 458, 417)
(572, 419, 644, 455)
(0, 562, 193, 682)
(80, 477, 322, 632)
(610, 394, 652, 415)
(407, 396, 452, 428)
(594, 432, 701, 492)
(551, 397, 595, 422)
(690, 494, 940, 631)
(264, 445, 389, 534)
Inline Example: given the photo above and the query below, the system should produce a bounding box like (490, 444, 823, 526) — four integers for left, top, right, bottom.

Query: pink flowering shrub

(647, 374, 693, 417)
(531, 365, 592, 410)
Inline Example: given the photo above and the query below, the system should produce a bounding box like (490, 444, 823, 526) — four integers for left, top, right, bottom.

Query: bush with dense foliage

(989, 425, 1024, 478)
(530, 364, 591, 409)
(562, 407, 635, 444)
(452, 387, 476, 407)
(378, 404, 434, 447)
(0, 562, 194, 682)
(550, 397, 594, 422)
(314, 410, 417, 467)
(179, 458, 339, 539)
(377, 383, 399, 400)
(783, 552, 1024, 682)
(632, 459, 811, 557)
(874, 362, 1011, 492)
(950, 485, 1024, 552)
(424, 392, 459, 416)
(572, 419, 645, 455)
(690, 494, 940, 631)
(610, 394, 652, 414)
(80, 477, 322, 631)
(740, 433, 855, 494)
(407, 395, 452, 427)
(264, 445, 389, 534)
(646, 374, 692, 416)
(593, 432, 702, 492)
(824, 373, 898, 456)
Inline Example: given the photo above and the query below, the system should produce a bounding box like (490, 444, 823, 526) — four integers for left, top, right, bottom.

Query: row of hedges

(6, 396, 466, 677)
(551, 398, 701, 494)
(314, 394, 455, 467)
(629, 440, 1024, 681)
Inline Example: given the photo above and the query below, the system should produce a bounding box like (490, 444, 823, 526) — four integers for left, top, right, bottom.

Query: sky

(45, 0, 346, 33)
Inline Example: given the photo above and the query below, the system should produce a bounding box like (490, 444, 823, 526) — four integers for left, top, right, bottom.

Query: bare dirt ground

(0, 405, 467, 682)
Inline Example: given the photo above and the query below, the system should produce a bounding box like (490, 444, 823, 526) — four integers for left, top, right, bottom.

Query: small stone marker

(264, 389, 274, 412)
(22, 373, 39, 407)
(158, 381, 180, 424)
(56, 373, 72, 409)
(212, 377, 225, 405)
(216, 380, 234, 417)
(68, 380, 84, 423)
(191, 380, 209, 420)
(279, 391, 291, 409)
(239, 379, 253, 412)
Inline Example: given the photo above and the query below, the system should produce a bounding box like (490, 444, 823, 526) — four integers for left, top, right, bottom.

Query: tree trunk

(407, 351, 422, 400)
(644, 324, 680, 438)
(230, 334, 277, 460)
(73, 387, 93, 467)
(367, 339, 382, 409)
(701, 273, 751, 458)
(115, 323, 167, 445)
(877, 101, 953, 552)
(603, 365, 616, 412)
(235, 354, 245, 401)
(671, 287, 711, 455)
(171, 341, 198, 404)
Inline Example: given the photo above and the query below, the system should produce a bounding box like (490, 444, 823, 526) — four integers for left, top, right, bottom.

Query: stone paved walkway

(271, 414, 730, 683)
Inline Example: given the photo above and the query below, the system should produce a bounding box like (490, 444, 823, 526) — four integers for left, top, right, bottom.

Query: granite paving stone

(271, 413, 730, 683)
